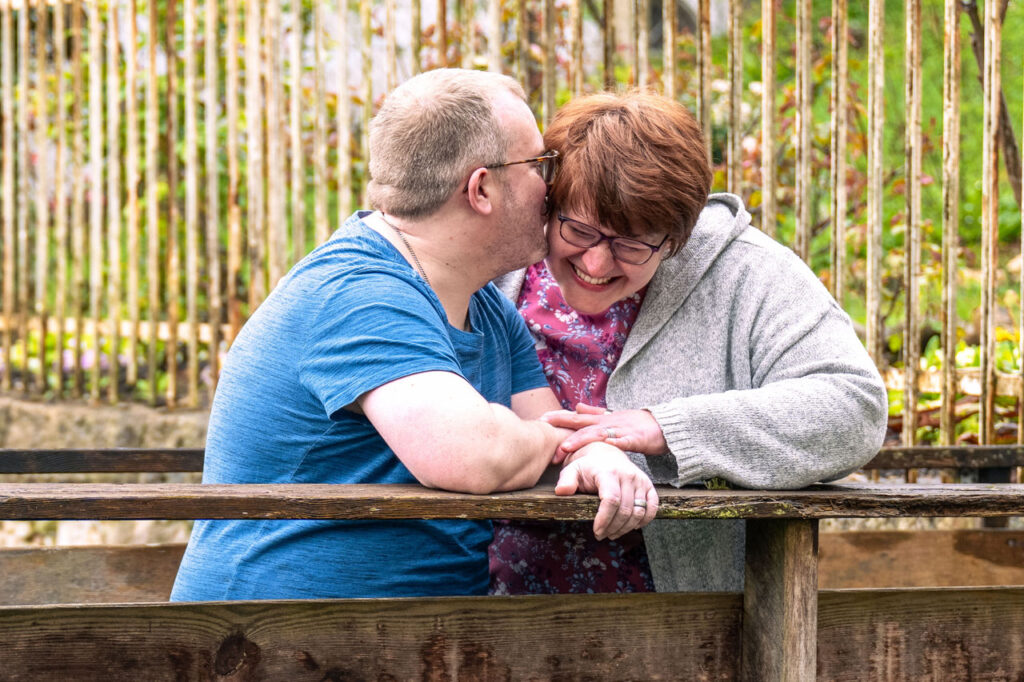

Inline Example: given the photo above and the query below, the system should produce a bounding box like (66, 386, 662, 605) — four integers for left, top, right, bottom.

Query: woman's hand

(542, 403, 669, 459)
(554, 441, 659, 540)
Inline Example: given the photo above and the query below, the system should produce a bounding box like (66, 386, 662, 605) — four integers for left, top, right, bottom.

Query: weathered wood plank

(0, 483, 1022, 520)
(818, 588, 1024, 680)
(0, 544, 185, 605)
(0, 593, 741, 680)
(742, 519, 818, 681)
(864, 445, 1024, 469)
(0, 448, 205, 473)
(820, 529, 1024, 589)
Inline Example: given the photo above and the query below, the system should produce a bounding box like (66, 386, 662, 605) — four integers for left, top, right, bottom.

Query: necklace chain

(379, 212, 431, 289)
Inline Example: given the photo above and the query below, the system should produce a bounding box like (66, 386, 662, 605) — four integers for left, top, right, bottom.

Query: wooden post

(741, 519, 818, 682)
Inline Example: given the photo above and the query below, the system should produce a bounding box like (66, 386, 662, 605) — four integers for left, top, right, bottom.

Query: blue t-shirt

(170, 212, 548, 600)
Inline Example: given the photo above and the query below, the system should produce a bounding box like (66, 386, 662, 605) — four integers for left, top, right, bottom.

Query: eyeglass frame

(462, 150, 560, 194)
(557, 213, 670, 265)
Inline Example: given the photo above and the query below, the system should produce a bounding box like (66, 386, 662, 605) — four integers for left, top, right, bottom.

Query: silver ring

(633, 499, 647, 509)
(604, 427, 617, 439)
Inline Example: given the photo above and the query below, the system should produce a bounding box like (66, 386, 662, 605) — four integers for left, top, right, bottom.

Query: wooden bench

(1, 478, 1023, 679)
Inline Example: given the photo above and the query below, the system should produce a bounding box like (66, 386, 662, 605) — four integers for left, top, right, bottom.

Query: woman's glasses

(557, 214, 669, 265)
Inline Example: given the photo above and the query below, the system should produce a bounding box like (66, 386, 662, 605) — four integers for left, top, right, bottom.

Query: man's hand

(555, 441, 659, 541)
(542, 403, 669, 459)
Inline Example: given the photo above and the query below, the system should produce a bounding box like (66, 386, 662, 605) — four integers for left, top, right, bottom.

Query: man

(170, 69, 658, 600)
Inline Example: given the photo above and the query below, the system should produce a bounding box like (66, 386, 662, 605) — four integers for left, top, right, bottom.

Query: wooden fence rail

(0, 0, 1022, 451)
(0, 480, 1022, 678)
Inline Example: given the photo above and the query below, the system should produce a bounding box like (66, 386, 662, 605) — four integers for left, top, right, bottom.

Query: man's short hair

(367, 68, 528, 219)
(544, 91, 712, 255)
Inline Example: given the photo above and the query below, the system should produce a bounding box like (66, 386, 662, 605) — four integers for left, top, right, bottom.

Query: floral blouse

(488, 261, 654, 594)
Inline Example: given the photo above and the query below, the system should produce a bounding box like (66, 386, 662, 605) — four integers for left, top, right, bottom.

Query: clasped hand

(543, 403, 669, 460)
(553, 441, 659, 540)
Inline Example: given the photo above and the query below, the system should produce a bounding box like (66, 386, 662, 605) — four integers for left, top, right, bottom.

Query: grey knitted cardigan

(495, 193, 888, 592)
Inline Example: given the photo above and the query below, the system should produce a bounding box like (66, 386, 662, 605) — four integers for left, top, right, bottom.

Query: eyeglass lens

(559, 218, 656, 265)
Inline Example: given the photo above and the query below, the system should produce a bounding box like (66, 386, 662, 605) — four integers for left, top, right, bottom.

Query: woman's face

(544, 209, 667, 315)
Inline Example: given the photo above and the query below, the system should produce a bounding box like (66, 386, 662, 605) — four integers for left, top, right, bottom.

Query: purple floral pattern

(489, 261, 654, 595)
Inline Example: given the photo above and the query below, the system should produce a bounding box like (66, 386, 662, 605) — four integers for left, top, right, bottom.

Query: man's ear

(465, 167, 495, 216)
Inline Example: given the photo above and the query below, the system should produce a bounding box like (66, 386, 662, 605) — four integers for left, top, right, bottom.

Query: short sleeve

(299, 268, 465, 418)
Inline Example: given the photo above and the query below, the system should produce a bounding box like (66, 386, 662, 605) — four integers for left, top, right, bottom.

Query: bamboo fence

(0, 0, 1021, 457)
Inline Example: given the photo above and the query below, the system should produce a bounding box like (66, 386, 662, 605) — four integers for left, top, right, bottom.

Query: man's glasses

(463, 150, 560, 193)
(484, 150, 560, 186)
(557, 214, 669, 265)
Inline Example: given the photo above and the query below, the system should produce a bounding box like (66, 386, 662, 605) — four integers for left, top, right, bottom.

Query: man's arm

(359, 371, 563, 494)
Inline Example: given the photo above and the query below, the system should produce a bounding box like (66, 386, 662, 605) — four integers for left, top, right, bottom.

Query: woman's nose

(580, 241, 616, 276)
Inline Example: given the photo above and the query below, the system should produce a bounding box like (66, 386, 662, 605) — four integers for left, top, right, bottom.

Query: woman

(489, 91, 888, 594)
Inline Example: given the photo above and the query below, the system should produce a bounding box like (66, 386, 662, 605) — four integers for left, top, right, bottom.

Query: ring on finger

(604, 427, 617, 439)
(633, 499, 647, 509)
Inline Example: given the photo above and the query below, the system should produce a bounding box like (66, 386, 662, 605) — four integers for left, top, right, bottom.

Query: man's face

(488, 93, 551, 271)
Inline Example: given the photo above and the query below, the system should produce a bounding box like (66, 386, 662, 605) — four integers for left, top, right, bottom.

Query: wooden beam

(865, 445, 1024, 469)
(0, 483, 1022, 520)
(0, 593, 742, 680)
(819, 529, 1024, 589)
(0, 448, 205, 473)
(742, 519, 818, 681)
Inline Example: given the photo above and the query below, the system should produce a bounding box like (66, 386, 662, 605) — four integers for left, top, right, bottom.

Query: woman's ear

(464, 167, 494, 216)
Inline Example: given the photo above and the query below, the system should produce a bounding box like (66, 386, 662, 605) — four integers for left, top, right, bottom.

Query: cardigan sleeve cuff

(646, 401, 710, 487)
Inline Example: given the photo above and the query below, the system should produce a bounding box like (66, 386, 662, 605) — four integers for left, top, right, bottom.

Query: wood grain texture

(742, 519, 818, 681)
(0, 448, 205, 473)
(0, 544, 184, 605)
(865, 445, 1024, 469)
(818, 588, 1024, 680)
(820, 529, 1024, 589)
(0, 593, 741, 680)
(1, 482, 1022, 520)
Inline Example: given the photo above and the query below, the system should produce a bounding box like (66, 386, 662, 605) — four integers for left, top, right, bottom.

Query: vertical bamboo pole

(184, 0, 199, 407)
(245, 0, 264, 310)
(125, 0, 139, 388)
(488, 0, 500, 72)
(412, 0, 422, 74)
(635, 0, 647, 88)
(54, 0, 68, 396)
(314, 0, 328, 244)
(542, 0, 554, 126)
(386, 0, 397, 84)
(571, 0, 583, 94)
(205, 0, 220, 392)
(829, 0, 847, 299)
(145, 0, 159, 404)
(979, 0, 1000, 444)
(16, 0, 28, 391)
(661, 0, 673, 98)
(226, 0, 241, 341)
(726, 0, 741, 195)
(290, 0, 304, 263)
(166, 0, 180, 407)
(865, 0, 884, 367)
(266, 0, 285, 287)
(439, 0, 448, 66)
(33, 0, 49, 395)
(360, 0, 371, 206)
(107, 0, 122, 404)
(337, 0, 351, 226)
(603, 0, 614, 88)
(697, 0, 710, 158)
(1019, 61, 1024, 453)
(940, 0, 960, 446)
(794, 0, 810, 261)
(903, 0, 921, 457)
(460, 0, 471, 67)
(516, 0, 526, 87)
(87, 0, 103, 401)
(70, 0, 84, 396)
(0, 0, 11, 391)
(760, 0, 776, 238)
